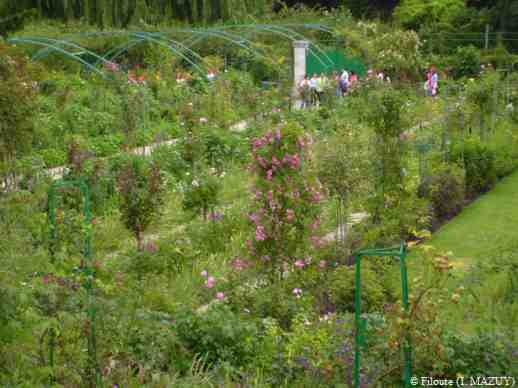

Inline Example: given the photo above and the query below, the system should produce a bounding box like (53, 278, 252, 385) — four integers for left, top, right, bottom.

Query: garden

(1, 2, 518, 387)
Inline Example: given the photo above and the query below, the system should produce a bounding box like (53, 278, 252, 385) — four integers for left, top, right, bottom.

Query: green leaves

(116, 155, 165, 250)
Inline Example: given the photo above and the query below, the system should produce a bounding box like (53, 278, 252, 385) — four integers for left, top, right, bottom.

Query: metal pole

(354, 254, 362, 388)
(399, 243, 412, 387)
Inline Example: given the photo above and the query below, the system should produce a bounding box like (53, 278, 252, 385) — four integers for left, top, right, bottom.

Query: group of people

(297, 68, 384, 108)
(298, 65, 442, 107)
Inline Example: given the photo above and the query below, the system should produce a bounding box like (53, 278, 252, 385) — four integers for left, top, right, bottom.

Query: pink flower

(266, 169, 273, 180)
(255, 225, 266, 241)
(286, 209, 295, 222)
(290, 154, 300, 169)
(267, 190, 274, 201)
(310, 236, 324, 248)
(311, 190, 322, 203)
(282, 154, 292, 164)
(201, 270, 208, 277)
(272, 156, 281, 167)
(255, 155, 267, 168)
(319, 260, 327, 268)
(104, 61, 119, 72)
(205, 276, 215, 289)
(295, 259, 305, 268)
(216, 292, 225, 301)
(297, 136, 306, 148)
(275, 128, 281, 140)
(231, 258, 247, 272)
(252, 138, 264, 151)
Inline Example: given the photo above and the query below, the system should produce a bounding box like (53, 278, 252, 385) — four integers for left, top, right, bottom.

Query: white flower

(199, 117, 208, 123)
(219, 171, 226, 178)
(192, 179, 199, 187)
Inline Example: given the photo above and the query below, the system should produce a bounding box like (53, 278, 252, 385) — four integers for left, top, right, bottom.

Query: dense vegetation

(0, 3, 517, 387)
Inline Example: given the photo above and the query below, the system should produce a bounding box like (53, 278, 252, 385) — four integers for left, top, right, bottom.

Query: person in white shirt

(309, 73, 318, 106)
(340, 69, 349, 83)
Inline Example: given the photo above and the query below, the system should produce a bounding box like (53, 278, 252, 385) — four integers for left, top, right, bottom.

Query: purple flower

(145, 241, 158, 253)
(201, 270, 208, 277)
(275, 128, 281, 140)
(261, 255, 271, 262)
(248, 212, 260, 224)
(208, 210, 223, 221)
(266, 169, 273, 180)
(216, 292, 225, 301)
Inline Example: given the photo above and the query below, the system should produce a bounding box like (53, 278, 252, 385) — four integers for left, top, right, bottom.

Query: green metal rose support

(353, 242, 412, 388)
(48, 178, 101, 387)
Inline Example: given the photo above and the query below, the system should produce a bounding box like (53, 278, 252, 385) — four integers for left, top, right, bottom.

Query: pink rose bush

(247, 122, 325, 281)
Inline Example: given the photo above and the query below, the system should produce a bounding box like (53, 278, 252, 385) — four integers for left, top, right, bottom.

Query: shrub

(327, 262, 387, 314)
(418, 164, 465, 227)
(442, 331, 517, 376)
(452, 137, 496, 198)
(247, 122, 324, 282)
(0, 44, 38, 187)
(174, 303, 259, 372)
(182, 168, 221, 220)
(449, 45, 481, 79)
(115, 156, 165, 250)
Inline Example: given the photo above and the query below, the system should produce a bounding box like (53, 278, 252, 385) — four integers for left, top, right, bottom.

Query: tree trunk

(137, 231, 144, 251)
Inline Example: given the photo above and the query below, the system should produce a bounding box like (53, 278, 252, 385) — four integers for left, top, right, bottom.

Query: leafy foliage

(116, 156, 164, 250)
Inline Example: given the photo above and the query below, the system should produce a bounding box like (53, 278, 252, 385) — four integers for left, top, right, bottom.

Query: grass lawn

(425, 169, 518, 270)
(403, 170, 518, 335)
